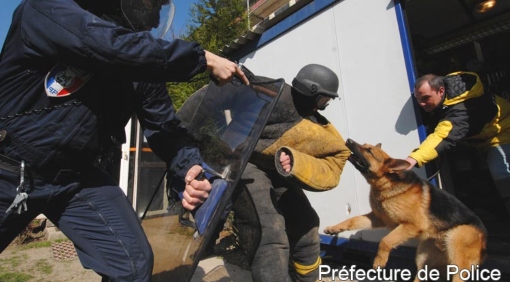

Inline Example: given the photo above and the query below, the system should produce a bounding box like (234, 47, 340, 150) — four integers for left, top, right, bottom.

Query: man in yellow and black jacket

(232, 64, 351, 282)
(406, 71, 510, 215)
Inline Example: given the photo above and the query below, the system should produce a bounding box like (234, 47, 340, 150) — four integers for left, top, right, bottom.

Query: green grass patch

(16, 241, 52, 251)
(16, 238, 69, 251)
(33, 259, 53, 274)
(0, 272, 34, 282)
(0, 253, 28, 268)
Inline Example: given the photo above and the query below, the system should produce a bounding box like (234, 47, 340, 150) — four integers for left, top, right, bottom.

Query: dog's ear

(388, 158, 410, 173)
(375, 143, 382, 148)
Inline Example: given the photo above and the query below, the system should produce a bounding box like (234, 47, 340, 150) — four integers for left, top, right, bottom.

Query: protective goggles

(291, 78, 339, 99)
(315, 95, 333, 111)
(121, 0, 175, 40)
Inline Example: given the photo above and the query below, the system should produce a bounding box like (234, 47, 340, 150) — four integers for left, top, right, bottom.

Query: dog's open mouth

(348, 153, 369, 173)
(345, 139, 370, 173)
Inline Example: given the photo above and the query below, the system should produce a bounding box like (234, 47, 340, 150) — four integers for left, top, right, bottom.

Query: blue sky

(0, 1, 198, 48)
(0, 1, 21, 47)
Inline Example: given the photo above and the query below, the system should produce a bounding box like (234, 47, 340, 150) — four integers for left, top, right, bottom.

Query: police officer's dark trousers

(0, 167, 153, 282)
(233, 163, 321, 282)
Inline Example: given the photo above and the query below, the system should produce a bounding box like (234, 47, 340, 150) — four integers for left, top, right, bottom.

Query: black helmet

(292, 64, 339, 99)
(75, 0, 175, 40)
(121, 0, 174, 38)
(292, 64, 339, 110)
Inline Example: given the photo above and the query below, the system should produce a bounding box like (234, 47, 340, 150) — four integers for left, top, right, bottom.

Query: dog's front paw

(324, 225, 345, 235)
(373, 255, 388, 269)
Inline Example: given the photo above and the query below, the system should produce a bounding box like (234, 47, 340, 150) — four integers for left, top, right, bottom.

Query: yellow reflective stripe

(293, 256, 322, 275)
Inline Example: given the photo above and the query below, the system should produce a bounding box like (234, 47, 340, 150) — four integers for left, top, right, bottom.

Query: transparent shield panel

(141, 75, 284, 281)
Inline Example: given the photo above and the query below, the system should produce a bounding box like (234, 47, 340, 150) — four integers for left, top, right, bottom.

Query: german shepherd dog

(324, 139, 487, 282)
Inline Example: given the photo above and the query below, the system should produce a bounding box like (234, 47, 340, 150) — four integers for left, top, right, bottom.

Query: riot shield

(141, 72, 284, 282)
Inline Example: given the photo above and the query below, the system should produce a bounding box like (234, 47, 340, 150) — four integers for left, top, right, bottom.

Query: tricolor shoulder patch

(45, 64, 93, 97)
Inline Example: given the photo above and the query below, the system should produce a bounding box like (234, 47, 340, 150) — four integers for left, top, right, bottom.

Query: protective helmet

(76, 0, 175, 40)
(121, 0, 175, 39)
(292, 64, 339, 110)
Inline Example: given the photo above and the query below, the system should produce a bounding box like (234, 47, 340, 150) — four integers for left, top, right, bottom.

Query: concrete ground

(1, 237, 251, 282)
(42, 214, 253, 281)
(4, 223, 366, 282)
(192, 257, 252, 282)
(41, 215, 363, 282)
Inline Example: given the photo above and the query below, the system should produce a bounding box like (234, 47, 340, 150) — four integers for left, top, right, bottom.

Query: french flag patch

(45, 63, 93, 97)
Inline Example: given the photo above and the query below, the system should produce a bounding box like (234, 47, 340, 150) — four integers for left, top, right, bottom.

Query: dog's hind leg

(444, 225, 487, 282)
(414, 239, 448, 282)
(323, 212, 384, 234)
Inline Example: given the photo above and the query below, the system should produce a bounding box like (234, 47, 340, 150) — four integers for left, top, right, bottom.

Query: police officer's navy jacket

(0, 0, 207, 179)
(410, 71, 510, 167)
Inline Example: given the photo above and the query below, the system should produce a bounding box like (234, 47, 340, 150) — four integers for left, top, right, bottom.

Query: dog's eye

(365, 147, 379, 159)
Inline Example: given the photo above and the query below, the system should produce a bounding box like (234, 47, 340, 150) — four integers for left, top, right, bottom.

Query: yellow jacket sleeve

(267, 119, 351, 191)
(409, 120, 454, 167)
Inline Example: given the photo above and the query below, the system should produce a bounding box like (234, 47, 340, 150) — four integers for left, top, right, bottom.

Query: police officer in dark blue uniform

(0, 0, 248, 281)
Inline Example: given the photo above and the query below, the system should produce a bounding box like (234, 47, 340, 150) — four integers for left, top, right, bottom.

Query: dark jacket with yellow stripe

(410, 71, 510, 167)
(250, 83, 351, 191)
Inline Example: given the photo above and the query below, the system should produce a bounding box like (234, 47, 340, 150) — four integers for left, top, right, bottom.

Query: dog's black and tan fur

(324, 139, 487, 282)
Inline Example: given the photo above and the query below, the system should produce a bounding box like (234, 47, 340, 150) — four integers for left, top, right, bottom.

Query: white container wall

(239, 0, 423, 242)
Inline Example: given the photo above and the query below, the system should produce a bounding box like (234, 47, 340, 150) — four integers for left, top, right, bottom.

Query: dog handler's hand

(182, 165, 212, 211)
(280, 151, 292, 172)
(404, 157, 417, 171)
(205, 51, 249, 86)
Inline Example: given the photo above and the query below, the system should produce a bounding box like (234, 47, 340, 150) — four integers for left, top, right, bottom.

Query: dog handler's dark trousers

(0, 167, 153, 282)
(233, 163, 321, 282)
